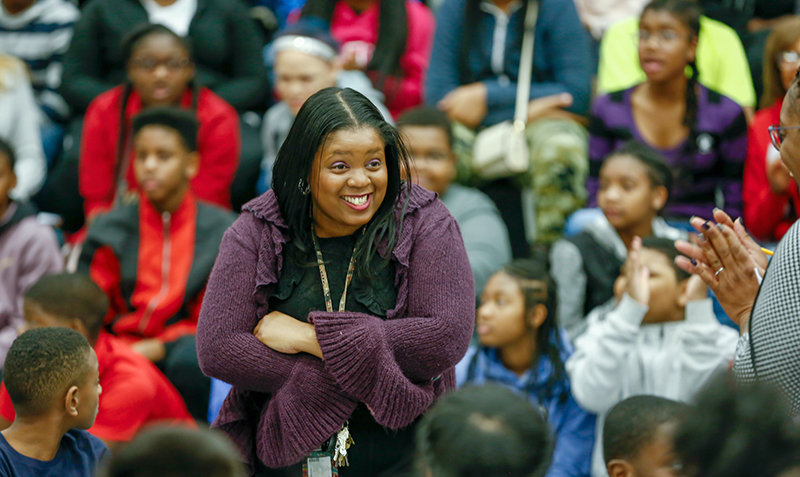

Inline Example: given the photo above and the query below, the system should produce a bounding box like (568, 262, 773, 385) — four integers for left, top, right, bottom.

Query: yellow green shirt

(596, 15, 756, 108)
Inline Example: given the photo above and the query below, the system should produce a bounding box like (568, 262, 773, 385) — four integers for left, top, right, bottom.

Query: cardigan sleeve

(196, 218, 299, 394)
(716, 108, 748, 218)
(585, 102, 617, 208)
(309, 207, 475, 429)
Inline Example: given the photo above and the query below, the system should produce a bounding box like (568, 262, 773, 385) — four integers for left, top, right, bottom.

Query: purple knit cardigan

(196, 184, 475, 472)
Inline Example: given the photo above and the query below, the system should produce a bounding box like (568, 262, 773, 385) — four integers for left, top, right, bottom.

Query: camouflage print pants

(451, 118, 588, 245)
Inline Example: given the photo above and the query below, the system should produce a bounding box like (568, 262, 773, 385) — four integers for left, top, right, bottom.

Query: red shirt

(0, 332, 195, 442)
(79, 86, 240, 219)
(743, 98, 800, 242)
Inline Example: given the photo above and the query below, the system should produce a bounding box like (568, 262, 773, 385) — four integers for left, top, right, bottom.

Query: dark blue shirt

(0, 429, 110, 477)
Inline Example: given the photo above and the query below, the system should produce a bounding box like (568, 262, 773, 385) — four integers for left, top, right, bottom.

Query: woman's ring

(715, 267, 724, 276)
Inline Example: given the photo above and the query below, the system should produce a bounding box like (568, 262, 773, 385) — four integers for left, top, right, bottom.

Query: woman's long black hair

(640, 0, 701, 144)
(115, 24, 197, 205)
(300, 0, 408, 98)
(272, 87, 411, 279)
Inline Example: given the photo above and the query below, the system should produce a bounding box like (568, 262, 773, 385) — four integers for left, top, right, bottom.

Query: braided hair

(470, 256, 568, 404)
(640, 0, 701, 140)
(114, 24, 197, 205)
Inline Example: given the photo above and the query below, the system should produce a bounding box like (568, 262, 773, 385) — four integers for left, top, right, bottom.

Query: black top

(566, 231, 624, 316)
(262, 236, 415, 477)
(60, 0, 269, 112)
(271, 234, 397, 322)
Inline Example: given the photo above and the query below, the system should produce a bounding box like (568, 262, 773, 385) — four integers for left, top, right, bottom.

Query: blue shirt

(456, 337, 596, 477)
(0, 429, 110, 477)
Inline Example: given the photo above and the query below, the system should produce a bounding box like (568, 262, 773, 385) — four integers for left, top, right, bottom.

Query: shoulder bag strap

(513, 0, 539, 129)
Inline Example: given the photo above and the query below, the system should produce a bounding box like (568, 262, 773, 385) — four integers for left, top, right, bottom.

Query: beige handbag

(472, 0, 539, 180)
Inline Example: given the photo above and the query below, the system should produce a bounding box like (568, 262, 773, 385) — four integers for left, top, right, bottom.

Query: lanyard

(311, 229, 357, 313)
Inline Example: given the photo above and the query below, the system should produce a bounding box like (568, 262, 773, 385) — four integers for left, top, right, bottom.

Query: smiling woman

(197, 87, 475, 476)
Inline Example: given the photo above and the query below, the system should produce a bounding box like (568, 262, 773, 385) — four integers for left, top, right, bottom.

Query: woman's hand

(674, 211, 763, 331)
(625, 236, 650, 306)
(527, 93, 573, 123)
(254, 311, 323, 358)
(438, 82, 488, 129)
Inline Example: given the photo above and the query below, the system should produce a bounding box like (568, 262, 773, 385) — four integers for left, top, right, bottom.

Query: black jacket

(61, 0, 269, 112)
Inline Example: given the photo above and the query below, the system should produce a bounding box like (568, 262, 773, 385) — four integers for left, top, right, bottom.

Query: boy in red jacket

(78, 107, 236, 422)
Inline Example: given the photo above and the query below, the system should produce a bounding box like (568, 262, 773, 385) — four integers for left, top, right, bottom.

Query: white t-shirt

(140, 0, 198, 36)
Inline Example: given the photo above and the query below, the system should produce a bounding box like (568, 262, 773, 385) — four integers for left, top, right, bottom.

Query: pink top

(330, 0, 434, 118)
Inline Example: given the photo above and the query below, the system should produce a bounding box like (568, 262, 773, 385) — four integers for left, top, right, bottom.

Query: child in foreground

(566, 237, 739, 477)
(456, 257, 596, 477)
(603, 395, 687, 477)
(0, 327, 108, 476)
(0, 273, 195, 451)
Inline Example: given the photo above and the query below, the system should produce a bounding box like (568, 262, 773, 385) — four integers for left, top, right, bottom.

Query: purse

(472, 0, 539, 180)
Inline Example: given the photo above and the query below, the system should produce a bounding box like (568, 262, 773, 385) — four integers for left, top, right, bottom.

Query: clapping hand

(625, 236, 650, 306)
(674, 209, 765, 330)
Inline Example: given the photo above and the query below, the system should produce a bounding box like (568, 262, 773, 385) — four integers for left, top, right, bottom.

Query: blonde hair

(762, 16, 800, 109)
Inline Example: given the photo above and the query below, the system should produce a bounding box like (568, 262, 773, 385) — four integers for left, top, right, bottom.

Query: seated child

(566, 236, 739, 477)
(0, 273, 196, 451)
(259, 20, 391, 194)
(398, 106, 511, 299)
(0, 327, 109, 476)
(99, 426, 246, 477)
(80, 23, 240, 223)
(456, 257, 596, 477)
(415, 384, 552, 477)
(78, 107, 237, 422)
(603, 395, 687, 477)
(0, 136, 62, 367)
(674, 372, 800, 477)
(551, 141, 687, 341)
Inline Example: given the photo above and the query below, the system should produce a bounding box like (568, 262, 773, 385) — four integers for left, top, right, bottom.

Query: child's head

(614, 237, 692, 323)
(638, 0, 700, 132)
(604, 395, 687, 477)
(3, 328, 100, 429)
(415, 384, 552, 477)
(598, 141, 671, 233)
(477, 257, 566, 395)
(638, 0, 699, 84)
(131, 107, 200, 212)
(100, 426, 246, 477)
(269, 20, 341, 116)
(398, 106, 456, 197)
(23, 273, 109, 344)
(1, 0, 35, 15)
(123, 23, 194, 107)
(0, 137, 17, 214)
(674, 372, 800, 477)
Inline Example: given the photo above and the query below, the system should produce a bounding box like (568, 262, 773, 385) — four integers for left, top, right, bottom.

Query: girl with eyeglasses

(79, 24, 240, 225)
(743, 16, 800, 243)
(455, 257, 596, 477)
(588, 0, 748, 224)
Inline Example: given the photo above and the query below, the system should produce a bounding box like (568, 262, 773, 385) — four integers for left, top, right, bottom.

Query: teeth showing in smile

(343, 195, 368, 206)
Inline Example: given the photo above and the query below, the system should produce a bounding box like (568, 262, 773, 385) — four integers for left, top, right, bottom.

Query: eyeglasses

(637, 29, 688, 47)
(769, 125, 800, 149)
(777, 50, 800, 70)
(129, 57, 191, 71)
